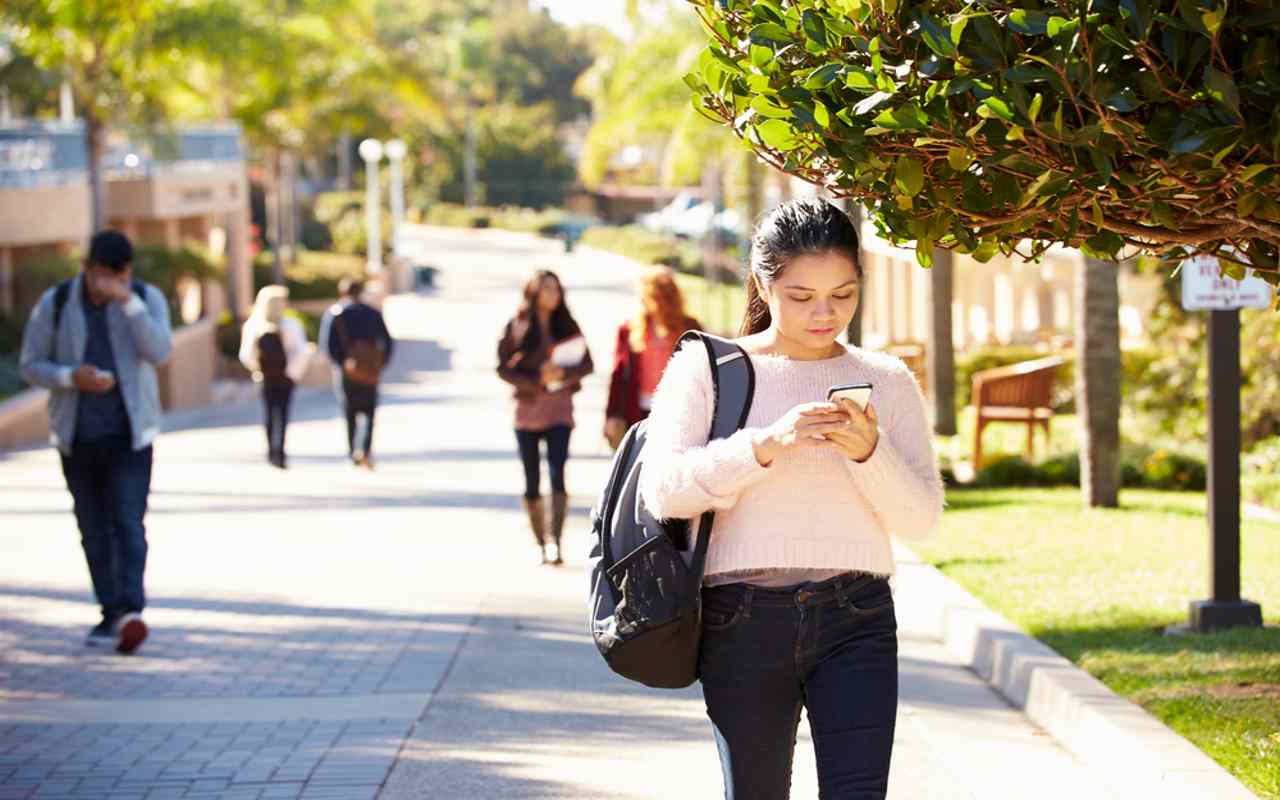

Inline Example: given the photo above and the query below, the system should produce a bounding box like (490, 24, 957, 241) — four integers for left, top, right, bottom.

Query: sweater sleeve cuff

(59, 366, 76, 389)
(123, 294, 148, 317)
(844, 430, 912, 495)
(702, 428, 772, 493)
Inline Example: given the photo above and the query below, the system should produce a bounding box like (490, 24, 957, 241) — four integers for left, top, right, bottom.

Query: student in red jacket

(603, 265, 700, 449)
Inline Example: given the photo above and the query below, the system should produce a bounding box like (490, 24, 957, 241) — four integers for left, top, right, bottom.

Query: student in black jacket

(327, 280, 394, 468)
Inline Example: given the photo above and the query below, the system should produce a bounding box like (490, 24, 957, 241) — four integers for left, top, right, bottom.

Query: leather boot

(549, 493, 569, 566)
(523, 497, 548, 564)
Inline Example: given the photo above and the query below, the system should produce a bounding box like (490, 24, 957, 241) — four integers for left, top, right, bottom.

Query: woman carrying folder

(497, 269, 594, 565)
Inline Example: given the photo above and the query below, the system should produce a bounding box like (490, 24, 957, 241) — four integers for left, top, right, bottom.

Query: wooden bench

(972, 356, 1066, 469)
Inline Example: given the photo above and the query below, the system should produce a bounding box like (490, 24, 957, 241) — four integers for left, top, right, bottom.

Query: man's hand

(72, 365, 115, 394)
(93, 274, 132, 304)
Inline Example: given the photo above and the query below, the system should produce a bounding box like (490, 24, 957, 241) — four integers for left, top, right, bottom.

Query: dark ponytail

(738, 199, 862, 337)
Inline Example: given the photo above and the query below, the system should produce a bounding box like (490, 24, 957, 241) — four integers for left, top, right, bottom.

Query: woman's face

(536, 276, 562, 314)
(760, 250, 860, 350)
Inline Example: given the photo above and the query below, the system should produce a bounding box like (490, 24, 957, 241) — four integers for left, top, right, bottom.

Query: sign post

(1173, 256, 1267, 634)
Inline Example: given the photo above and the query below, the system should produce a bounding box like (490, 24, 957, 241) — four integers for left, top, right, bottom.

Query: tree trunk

(85, 111, 107, 232)
(463, 101, 479, 208)
(928, 247, 957, 435)
(844, 200, 863, 348)
(337, 130, 353, 192)
(267, 149, 284, 286)
(1076, 257, 1122, 507)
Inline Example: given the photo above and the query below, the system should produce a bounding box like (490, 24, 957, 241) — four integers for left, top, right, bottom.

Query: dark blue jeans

(59, 436, 153, 620)
(699, 572, 898, 800)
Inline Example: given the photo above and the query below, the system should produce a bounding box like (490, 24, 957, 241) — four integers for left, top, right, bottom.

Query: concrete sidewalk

(0, 226, 1186, 799)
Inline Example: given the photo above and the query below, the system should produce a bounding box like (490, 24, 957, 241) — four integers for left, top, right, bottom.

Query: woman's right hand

(751, 402, 848, 466)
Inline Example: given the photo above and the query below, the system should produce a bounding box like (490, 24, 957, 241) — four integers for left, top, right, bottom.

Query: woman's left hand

(826, 398, 880, 462)
(541, 363, 566, 385)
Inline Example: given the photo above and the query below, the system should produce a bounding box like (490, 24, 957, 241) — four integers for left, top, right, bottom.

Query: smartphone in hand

(828, 382, 873, 411)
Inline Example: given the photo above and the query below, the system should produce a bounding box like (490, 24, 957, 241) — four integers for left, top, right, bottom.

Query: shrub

(0, 311, 23, 355)
(215, 310, 241, 362)
(12, 252, 78, 322)
(131, 245, 224, 322)
(974, 455, 1041, 488)
(1139, 449, 1208, 491)
(1038, 452, 1081, 486)
(1244, 438, 1280, 510)
(0, 355, 24, 400)
(579, 225, 705, 275)
(312, 191, 391, 257)
(253, 251, 366, 302)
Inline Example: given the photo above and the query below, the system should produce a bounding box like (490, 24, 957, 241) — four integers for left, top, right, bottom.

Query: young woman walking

(603, 265, 700, 450)
(640, 199, 944, 799)
(239, 285, 310, 469)
(498, 270, 594, 565)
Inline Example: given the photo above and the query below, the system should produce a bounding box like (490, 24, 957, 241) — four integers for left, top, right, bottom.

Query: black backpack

(588, 331, 755, 689)
(256, 330, 289, 383)
(53, 279, 147, 330)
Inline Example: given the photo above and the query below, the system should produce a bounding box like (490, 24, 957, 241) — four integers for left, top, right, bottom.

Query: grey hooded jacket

(19, 274, 173, 455)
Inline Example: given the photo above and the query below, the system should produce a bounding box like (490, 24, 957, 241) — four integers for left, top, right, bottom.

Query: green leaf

(895, 156, 925, 196)
(947, 147, 972, 171)
(804, 63, 843, 89)
(751, 95, 790, 118)
(750, 23, 794, 45)
(1007, 9, 1050, 35)
(1046, 16, 1070, 37)
(844, 69, 877, 92)
(750, 44, 773, 69)
(1020, 169, 1055, 207)
(756, 118, 800, 150)
(1006, 125, 1026, 142)
(916, 239, 935, 268)
(982, 96, 1016, 123)
(1238, 192, 1261, 218)
(872, 103, 929, 130)
(951, 15, 969, 45)
(813, 102, 831, 129)
(917, 14, 958, 58)
(1091, 198, 1104, 229)
(802, 11, 829, 47)
(1240, 164, 1271, 183)
(1028, 93, 1044, 124)
(1053, 102, 1064, 135)
(1204, 66, 1241, 117)
(852, 91, 894, 116)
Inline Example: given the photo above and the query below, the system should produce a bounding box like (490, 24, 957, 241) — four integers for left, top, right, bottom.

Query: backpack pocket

(606, 534, 694, 636)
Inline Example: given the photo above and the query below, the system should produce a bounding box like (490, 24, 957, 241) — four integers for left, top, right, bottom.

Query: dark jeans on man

(59, 435, 154, 622)
(699, 572, 898, 800)
(515, 425, 571, 500)
(342, 378, 378, 457)
(262, 379, 295, 459)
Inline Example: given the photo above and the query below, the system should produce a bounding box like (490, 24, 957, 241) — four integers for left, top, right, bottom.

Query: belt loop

(742, 586, 754, 619)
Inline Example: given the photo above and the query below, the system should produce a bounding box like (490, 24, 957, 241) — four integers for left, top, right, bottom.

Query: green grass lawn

(915, 488, 1280, 798)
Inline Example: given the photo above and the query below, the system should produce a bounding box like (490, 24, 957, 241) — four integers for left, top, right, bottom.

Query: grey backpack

(587, 331, 755, 688)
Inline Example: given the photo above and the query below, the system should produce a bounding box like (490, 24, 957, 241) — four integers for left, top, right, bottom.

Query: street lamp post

(385, 139, 407, 261)
(358, 138, 384, 274)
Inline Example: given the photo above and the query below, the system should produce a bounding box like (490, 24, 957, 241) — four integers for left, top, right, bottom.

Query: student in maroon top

(497, 270, 594, 565)
(603, 265, 700, 449)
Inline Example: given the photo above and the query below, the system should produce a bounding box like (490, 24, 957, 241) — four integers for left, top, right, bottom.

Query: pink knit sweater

(639, 345, 944, 579)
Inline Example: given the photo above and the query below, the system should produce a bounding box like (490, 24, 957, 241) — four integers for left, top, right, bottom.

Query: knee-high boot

(523, 497, 548, 564)
(549, 493, 569, 566)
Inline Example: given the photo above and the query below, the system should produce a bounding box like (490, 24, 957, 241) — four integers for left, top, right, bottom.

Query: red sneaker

(115, 612, 149, 655)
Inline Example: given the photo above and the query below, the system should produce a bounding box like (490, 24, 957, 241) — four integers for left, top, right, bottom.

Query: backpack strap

(673, 331, 756, 580)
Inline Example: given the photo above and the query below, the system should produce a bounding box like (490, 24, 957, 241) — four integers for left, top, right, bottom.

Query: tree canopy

(685, 0, 1280, 277)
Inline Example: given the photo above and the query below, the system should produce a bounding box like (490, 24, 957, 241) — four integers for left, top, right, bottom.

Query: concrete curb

(894, 543, 1260, 800)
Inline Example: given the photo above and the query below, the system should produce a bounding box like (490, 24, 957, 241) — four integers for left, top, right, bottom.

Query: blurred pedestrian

(327, 279, 393, 469)
(640, 199, 944, 799)
(317, 277, 356, 404)
(497, 270, 593, 565)
(18, 230, 173, 654)
(603, 265, 700, 449)
(239, 285, 309, 469)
